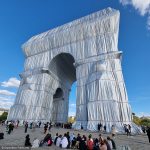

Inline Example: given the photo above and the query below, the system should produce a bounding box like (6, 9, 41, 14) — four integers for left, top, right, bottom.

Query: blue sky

(0, 0, 150, 117)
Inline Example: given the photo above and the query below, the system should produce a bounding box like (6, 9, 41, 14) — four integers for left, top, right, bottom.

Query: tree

(133, 115, 141, 125)
(0, 112, 8, 121)
(140, 118, 150, 126)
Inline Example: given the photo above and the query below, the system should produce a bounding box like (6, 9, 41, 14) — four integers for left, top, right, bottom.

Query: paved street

(0, 125, 150, 150)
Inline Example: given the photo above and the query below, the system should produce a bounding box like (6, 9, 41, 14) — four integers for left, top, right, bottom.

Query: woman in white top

(32, 138, 40, 148)
(56, 135, 62, 147)
(60, 134, 68, 148)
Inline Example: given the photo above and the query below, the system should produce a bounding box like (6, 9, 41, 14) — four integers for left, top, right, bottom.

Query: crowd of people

(24, 131, 117, 150)
(0, 120, 150, 150)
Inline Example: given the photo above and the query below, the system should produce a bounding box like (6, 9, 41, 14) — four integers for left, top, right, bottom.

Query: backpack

(48, 139, 52, 146)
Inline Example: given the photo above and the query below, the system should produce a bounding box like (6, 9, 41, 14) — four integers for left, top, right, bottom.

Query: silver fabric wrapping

(8, 7, 141, 133)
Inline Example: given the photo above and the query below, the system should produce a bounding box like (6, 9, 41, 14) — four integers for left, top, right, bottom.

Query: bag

(48, 139, 52, 146)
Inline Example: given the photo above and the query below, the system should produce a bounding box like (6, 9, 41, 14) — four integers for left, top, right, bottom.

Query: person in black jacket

(146, 127, 150, 143)
(24, 122, 28, 133)
(79, 137, 87, 150)
(0, 132, 4, 139)
(25, 134, 32, 147)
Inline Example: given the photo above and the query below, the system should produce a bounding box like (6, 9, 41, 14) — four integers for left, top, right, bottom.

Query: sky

(0, 0, 150, 117)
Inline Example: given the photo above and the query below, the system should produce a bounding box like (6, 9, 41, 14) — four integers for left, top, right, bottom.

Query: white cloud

(136, 112, 150, 117)
(120, 0, 150, 30)
(70, 103, 76, 107)
(69, 111, 76, 117)
(0, 96, 14, 101)
(0, 90, 16, 96)
(0, 101, 13, 109)
(1, 77, 20, 88)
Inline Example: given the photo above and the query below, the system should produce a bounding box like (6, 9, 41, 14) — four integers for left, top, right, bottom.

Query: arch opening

(49, 53, 76, 123)
(53, 88, 63, 99)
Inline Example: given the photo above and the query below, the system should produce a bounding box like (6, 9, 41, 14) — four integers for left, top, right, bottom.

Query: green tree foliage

(132, 113, 150, 126)
(133, 115, 141, 125)
(0, 112, 8, 121)
(140, 118, 150, 126)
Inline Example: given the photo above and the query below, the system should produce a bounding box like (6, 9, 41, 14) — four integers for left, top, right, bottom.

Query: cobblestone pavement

(0, 125, 150, 150)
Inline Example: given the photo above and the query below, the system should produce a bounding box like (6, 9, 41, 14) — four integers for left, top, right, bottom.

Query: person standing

(30, 122, 33, 129)
(25, 122, 28, 133)
(44, 123, 48, 134)
(49, 122, 52, 131)
(111, 125, 116, 138)
(146, 127, 150, 143)
(98, 123, 100, 131)
(100, 123, 103, 131)
(104, 125, 106, 133)
(128, 124, 131, 136)
(39, 121, 41, 128)
(8, 122, 13, 134)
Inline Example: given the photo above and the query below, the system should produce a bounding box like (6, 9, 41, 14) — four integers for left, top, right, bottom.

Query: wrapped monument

(8, 7, 141, 133)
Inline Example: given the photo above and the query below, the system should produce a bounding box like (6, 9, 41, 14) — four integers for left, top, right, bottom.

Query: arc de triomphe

(8, 8, 140, 133)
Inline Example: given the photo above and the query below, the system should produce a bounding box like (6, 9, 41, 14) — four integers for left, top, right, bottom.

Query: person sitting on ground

(107, 137, 112, 150)
(79, 136, 87, 150)
(82, 135, 87, 141)
(71, 137, 77, 149)
(54, 133, 58, 145)
(76, 133, 82, 149)
(56, 135, 62, 147)
(93, 138, 99, 150)
(70, 133, 75, 147)
(47, 135, 53, 146)
(104, 139, 111, 150)
(99, 140, 107, 150)
(66, 132, 70, 148)
(99, 134, 103, 144)
(87, 134, 94, 150)
(32, 138, 40, 148)
(60, 133, 68, 148)
(25, 134, 32, 147)
(43, 133, 52, 143)
(110, 137, 116, 149)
